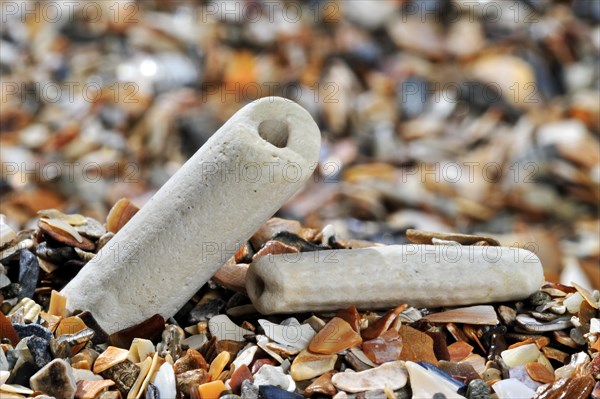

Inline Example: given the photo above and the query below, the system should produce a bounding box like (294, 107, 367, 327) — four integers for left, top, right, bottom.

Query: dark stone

(466, 379, 491, 399)
(13, 322, 53, 341)
(258, 385, 302, 399)
(432, 394, 447, 399)
(527, 291, 550, 307)
(100, 360, 140, 395)
(77, 311, 109, 344)
(29, 359, 77, 399)
(26, 336, 53, 368)
(188, 297, 226, 324)
(18, 249, 39, 299)
(271, 232, 325, 252)
(1, 282, 22, 299)
(7, 359, 39, 385)
(146, 382, 160, 399)
(35, 242, 76, 264)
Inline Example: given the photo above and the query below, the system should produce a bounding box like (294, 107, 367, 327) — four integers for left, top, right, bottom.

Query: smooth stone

(209, 315, 253, 342)
(26, 336, 52, 368)
(13, 323, 53, 341)
(492, 379, 536, 399)
(18, 250, 39, 300)
(290, 349, 337, 381)
(404, 361, 463, 399)
(466, 379, 491, 399)
(246, 246, 543, 314)
(258, 385, 302, 399)
(29, 359, 77, 399)
(258, 319, 316, 350)
(61, 97, 321, 334)
(253, 365, 295, 392)
(151, 362, 176, 399)
(331, 360, 407, 393)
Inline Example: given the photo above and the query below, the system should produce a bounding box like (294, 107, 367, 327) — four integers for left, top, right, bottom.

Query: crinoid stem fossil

(246, 245, 545, 314)
(62, 97, 321, 333)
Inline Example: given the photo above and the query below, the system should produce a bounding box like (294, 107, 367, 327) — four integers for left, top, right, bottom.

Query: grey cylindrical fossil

(62, 97, 321, 334)
(246, 245, 544, 314)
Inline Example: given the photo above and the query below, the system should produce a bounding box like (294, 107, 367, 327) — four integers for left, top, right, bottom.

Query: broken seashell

(331, 360, 408, 392)
(516, 314, 572, 332)
(423, 305, 499, 325)
(38, 209, 87, 226)
(525, 361, 554, 384)
(127, 338, 155, 363)
(362, 329, 403, 364)
(290, 349, 337, 381)
(406, 229, 500, 246)
(308, 317, 362, 355)
(501, 344, 541, 368)
(93, 346, 130, 374)
(361, 304, 407, 340)
(106, 198, 140, 234)
(405, 361, 463, 399)
(258, 319, 315, 351)
(208, 315, 252, 342)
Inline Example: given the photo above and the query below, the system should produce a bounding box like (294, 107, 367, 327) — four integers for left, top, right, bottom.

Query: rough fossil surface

(246, 245, 544, 314)
(62, 97, 321, 334)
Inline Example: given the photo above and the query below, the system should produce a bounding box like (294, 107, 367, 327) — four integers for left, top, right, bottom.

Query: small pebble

(258, 385, 303, 399)
(466, 379, 491, 399)
(18, 250, 39, 300)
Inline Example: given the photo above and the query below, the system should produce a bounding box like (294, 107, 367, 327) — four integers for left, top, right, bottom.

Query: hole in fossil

(258, 119, 289, 148)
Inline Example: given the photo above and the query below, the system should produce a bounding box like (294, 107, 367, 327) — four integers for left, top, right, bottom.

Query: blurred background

(1, 0, 598, 289)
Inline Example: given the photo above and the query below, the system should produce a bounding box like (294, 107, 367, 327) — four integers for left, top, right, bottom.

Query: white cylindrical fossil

(62, 97, 321, 334)
(246, 245, 544, 314)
